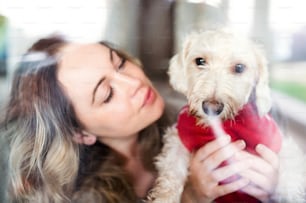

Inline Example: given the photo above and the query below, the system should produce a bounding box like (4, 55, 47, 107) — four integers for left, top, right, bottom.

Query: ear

(73, 131, 97, 145)
(168, 34, 192, 95)
(254, 45, 272, 116)
(168, 54, 188, 94)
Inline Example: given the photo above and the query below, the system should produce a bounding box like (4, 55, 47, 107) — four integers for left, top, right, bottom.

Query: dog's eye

(234, 64, 245, 73)
(195, 57, 206, 66)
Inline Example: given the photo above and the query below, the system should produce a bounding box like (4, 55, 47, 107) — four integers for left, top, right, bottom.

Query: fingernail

(256, 144, 264, 152)
(237, 140, 246, 148)
(220, 135, 231, 143)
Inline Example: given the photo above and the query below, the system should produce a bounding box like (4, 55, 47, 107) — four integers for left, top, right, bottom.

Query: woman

(0, 36, 299, 203)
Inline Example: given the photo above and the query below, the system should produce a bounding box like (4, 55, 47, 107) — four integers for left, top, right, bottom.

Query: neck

(99, 133, 155, 198)
(97, 133, 139, 159)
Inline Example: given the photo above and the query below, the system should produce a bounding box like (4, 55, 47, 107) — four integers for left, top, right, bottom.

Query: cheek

(116, 95, 164, 133)
(92, 105, 139, 134)
(108, 107, 134, 124)
(78, 89, 164, 136)
(95, 111, 149, 137)
(79, 109, 132, 136)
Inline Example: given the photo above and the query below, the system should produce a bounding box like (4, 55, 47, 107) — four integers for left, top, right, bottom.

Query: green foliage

(271, 80, 306, 103)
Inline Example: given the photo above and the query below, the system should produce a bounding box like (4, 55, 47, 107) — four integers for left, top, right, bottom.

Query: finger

(235, 151, 276, 175)
(240, 184, 270, 202)
(256, 144, 279, 170)
(213, 160, 251, 182)
(239, 169, 272, 192)
(193, 135, 231, 162)
(214, 178, 250, 197)
(203, 140, 246, 171)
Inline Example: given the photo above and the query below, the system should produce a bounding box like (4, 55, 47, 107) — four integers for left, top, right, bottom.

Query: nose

(202, 100, 224, 116)
(112, 72, 142, 96)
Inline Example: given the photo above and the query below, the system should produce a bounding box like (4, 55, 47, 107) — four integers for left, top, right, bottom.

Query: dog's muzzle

(202, 100, 224, 116)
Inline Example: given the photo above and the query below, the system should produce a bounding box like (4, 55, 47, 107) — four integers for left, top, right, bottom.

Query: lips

(142, 86, 156, 107)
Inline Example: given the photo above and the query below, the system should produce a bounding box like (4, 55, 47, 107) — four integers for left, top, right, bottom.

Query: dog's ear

(168, 35, 193, 94)
(168, 53, 188, 94)
(254, 45, 272, 116)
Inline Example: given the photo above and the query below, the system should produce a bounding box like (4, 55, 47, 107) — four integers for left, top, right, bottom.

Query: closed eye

(93, 82, 114, 105)
(103, 87, 113, 103)
(118, 58, 126, 70)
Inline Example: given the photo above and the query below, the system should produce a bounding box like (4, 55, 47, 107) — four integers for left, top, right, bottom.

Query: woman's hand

(235, 144, 280, 202)
(187, 136, 251, 202)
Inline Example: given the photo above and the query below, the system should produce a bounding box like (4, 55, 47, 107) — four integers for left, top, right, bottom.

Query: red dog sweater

(176, 103, 282, 203)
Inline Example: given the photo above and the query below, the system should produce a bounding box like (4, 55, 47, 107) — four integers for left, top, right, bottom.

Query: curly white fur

(273, 137, 306, 202)
(147, 29, 306, 203)
(168, 29, 271, 121)
(147, 127, 190, 203)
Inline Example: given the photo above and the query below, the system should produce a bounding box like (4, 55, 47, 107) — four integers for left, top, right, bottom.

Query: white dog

(147, 30, 306, 203)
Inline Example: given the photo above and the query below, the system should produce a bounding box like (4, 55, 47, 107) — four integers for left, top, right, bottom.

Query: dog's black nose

(202, 100, 224, 116)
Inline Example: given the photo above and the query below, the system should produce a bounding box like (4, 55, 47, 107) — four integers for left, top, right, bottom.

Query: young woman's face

(57, 43, 165, 139)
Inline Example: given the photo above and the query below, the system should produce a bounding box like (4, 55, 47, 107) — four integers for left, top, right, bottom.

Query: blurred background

(0, 0, 306, 149)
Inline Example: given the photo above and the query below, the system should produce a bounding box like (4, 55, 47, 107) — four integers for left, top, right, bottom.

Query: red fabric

(176, 103, 282, 203)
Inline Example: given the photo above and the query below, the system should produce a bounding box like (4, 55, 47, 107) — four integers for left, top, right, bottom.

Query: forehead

(59, 43, 109, 68)
(57, 43, 111, 81)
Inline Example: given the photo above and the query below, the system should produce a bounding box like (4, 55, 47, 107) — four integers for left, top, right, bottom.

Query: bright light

(0, 0, 108, 42)
(227, 0, 255, 35)
(186, 0, 222, 7)
(270, 0, 306, 60)
(270, 0, 306, 34)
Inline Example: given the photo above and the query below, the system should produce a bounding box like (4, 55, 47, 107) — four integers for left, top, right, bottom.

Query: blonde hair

(1, 36, 80, 202)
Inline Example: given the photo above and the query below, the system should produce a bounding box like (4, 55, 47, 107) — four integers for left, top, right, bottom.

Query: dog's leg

(147, 127, 190, 203)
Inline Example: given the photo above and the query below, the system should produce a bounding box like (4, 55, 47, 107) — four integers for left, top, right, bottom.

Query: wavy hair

(0, 36, 172, 203)
(0, 36, 81, 202)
